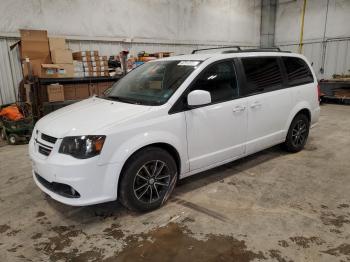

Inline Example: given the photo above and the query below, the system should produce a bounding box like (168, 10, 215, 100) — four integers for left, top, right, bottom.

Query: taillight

(317, 84, 321, 101)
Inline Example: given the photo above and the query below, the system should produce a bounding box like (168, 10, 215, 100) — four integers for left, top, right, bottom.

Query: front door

(185, 60, 248, 171)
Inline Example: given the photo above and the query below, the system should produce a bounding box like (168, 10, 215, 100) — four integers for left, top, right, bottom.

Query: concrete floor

(0, 104, 349, 262)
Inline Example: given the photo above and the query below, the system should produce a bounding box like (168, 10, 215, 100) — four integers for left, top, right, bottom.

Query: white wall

(276, 0, 350, 79)
(0, 0, 261, 46)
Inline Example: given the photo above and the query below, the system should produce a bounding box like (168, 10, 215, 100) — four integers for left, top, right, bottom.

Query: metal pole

(298, 0, 307, 54)
(320, 0, 330, 74)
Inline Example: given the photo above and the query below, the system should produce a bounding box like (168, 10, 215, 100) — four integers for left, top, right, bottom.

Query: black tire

(283, 113, 310, 153)
(119, 147, 178, 212)
(7, 134, 19, 145)
(0, 128, 6, 141)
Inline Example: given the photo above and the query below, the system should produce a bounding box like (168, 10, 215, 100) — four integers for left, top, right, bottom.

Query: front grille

(35, 173, 80, 198)
(38, 145, 51, 156)
(41, 133, 57, 144)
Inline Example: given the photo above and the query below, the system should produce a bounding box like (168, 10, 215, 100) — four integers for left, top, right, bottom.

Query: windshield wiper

(106, 96, 140, 104)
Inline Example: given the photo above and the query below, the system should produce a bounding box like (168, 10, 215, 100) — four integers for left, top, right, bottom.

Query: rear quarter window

(282, 57, 314, 86)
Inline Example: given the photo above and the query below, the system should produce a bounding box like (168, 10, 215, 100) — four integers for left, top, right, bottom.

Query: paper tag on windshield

(177, 61, 200, 66)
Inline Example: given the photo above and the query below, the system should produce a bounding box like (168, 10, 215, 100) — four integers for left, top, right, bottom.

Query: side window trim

(169, 58, 240, 114)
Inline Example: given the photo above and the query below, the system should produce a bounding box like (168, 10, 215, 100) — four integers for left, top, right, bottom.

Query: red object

(0, 105, 24, 121)
(317, 84, 321, 101)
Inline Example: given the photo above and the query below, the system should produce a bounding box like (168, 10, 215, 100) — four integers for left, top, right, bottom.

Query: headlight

(59, 135, 106, 159)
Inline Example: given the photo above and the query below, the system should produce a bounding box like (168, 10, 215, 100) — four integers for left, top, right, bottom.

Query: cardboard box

(18, 29, 51, 77)
(73, 51, 99, 60)
(51, 49, 73, 64)
(49, 38, 66, 51)
(74, 72, 84, 78)
(47, 84, 64, 102)
(19, 29, 51, 62)
(97, 82, 113, 95)
(98, 56, 108, 61)
(63, 85, 76, 100)
(63, 83, 91, 100)
(84, 71, 99, 77)
(22, 59, 43, 77)
(75, 84, 90, 99)
(41, 64, 61, 78)
(40, 64, 74, 78)
(56, 63, 74, 77)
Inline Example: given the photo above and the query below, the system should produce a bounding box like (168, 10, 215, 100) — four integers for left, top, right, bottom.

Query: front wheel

(283, 114, 310, 153)
(119, 147, 178, 212)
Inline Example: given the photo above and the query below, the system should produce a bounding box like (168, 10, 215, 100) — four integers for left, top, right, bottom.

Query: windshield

(107, 60, 200, 105)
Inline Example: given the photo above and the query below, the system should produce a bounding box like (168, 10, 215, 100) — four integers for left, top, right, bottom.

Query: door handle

(232, 105, 246, 113)
(250, 101, 262, 109)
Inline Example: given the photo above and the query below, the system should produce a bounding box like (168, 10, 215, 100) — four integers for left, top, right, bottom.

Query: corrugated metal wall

(280, 39, 350, 79)
(0, 38, 21, 105)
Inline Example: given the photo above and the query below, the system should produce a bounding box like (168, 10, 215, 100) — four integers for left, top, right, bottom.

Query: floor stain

(329, 228, 342, 234)
(182, 217, 195, 223)
(34, 225, 86, 261)
(108, 223, 266, 262)
(269, 249, 292, 262)
(103, 223, 124, 239)
(7, 244, 23, 252)
(31, 233, 42, 240)
(36, 211, 46, 218)
(320, 211, 350, 228)
(337, 204, 349, 209)
(6, 229, 21, 236)
(278, 240, 289, 248)
(289, 236, 325, 248)
(322, 243, 350, 257)
(0, 224, 10, 233)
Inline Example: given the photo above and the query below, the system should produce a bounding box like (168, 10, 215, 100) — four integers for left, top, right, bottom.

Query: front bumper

(29, 137, 122, 206)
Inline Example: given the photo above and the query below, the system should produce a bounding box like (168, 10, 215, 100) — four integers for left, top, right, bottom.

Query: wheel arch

(285, 102, 312, 133)
(117, 142, 182, 196)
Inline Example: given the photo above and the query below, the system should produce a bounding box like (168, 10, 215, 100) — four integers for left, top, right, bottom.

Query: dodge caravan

(29, 48, 320, 211)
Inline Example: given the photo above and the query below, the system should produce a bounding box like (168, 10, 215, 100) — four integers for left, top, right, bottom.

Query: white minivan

(29, 48, 320, 211)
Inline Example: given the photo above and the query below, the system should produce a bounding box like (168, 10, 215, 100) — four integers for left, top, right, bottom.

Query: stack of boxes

(48, 38, 74, 77)
(72, 51, 109, 77)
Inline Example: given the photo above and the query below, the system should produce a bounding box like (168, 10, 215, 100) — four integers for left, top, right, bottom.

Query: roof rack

(191, 46, 241, 54)
(191, 46, 291, 54)
(222, 47, 291, 54)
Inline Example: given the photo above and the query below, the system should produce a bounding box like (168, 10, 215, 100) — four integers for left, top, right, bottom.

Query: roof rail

(222, 47, 291, 54)
(191, 46, 241, 54)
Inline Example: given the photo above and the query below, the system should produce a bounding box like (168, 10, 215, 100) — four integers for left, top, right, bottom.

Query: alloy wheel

(133, 160, 171, 203)
(291, 119, 307, 147)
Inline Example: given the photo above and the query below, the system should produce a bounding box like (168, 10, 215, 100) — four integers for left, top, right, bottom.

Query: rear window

(282, 57, 314, 86)
(241, 57, 283, 96)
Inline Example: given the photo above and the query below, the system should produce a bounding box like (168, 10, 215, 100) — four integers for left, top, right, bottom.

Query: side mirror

(187, 90, 211, 107)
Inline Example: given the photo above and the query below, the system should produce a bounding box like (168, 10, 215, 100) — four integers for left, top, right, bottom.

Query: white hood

(35, 97, 151, 138)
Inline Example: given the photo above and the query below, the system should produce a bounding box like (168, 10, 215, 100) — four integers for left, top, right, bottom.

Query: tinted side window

(282, 57, 314, 86)
(241, 57, 283, 96)
(190, 61, 238, 103)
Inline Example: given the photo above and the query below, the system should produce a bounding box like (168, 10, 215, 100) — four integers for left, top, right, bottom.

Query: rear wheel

(119, 147, 178, 212)
(8, 134, 20, 145)
(283, 113, 310, 153)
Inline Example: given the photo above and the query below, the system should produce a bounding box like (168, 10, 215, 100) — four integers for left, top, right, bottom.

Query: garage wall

(0, 0, 261, 105)
(276, 0, 350, 79)
(0, 0, 261, 46)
